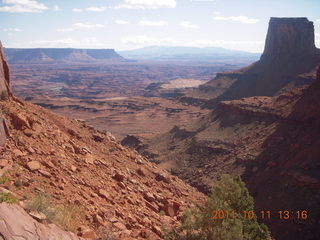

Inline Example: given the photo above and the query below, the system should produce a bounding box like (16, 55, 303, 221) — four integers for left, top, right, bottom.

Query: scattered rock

(29, 211, 47, 222)
(136, 168, 146, 177)
(38, 169, 51, 178)
(92, 133, 104, 142)
(155, 172, 171, 183)
(98, 189, 110, 200)
(26, 161, 40, 171)
(113, 222, 127, 231)
(113, 171, 125, 182)
(151, 225, 162, 237)
(144, 192, 155, 202)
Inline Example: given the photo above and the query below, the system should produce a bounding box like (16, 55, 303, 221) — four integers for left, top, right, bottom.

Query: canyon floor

(9, 60, 250, 140)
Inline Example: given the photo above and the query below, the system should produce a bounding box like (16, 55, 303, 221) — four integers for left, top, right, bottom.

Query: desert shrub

(99, 226, 115, 240)
(54, 204, 81, 232)
(0, 90, 9, 101)
(164, 174, 270, 240)
(0, 192, 17, 203)
(26, 192, 81, 232)
(14, 179, 25, 188)
(0, 175, 10, 185)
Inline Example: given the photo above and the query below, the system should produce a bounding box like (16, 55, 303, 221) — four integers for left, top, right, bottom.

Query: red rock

(113, 222, 127, 231)
(163, 203, 179, 217)
(118, 182, 126, 189)
(155, 172, 171, 183)
(144, 192, 155, 202)
(93, 214, 104, 226)
(136, 168, 146, 177)
(26, 161, 41, 171)
(98, 189, 110, 200)
(113, 171, 125, 182)
(151, 225, 162, 237)
(38, 169, 51, 178)
(145, 201, 158, 213)
(0, 203, 85, 239)
(80, 229, 97, 239)
(92, 133, 104, 142)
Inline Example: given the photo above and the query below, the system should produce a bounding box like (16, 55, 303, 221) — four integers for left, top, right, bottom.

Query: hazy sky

(1, 0, 319, 52)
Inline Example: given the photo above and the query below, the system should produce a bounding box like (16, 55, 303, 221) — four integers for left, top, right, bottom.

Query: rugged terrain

(0, 42, 205, 239)
(7, 55, 243, 140)
(134, 18, 320, 240)
(181, 18, 320, 107)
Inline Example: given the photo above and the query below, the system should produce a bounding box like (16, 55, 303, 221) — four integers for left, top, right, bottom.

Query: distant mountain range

(4, 48, 125, 64)
(119, 46, 260, 61)
(4, 46, 260, 64)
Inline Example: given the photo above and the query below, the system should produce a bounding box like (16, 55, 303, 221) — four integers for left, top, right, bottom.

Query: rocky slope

(191, 17, 320, 107)
(0, 203, 85, 240)
(140, 66, 320, 239)
(5, 48, 125, 63)
(245, 66, 320, 240)
(0, 42, 205, 239)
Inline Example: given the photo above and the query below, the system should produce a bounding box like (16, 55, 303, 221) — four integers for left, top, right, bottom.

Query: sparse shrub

(26, 192, 56, 221)
(164, 174, 270, 240)
(0, 175, 10, 185)
(109, 146, 117, 152)
(14, 179, 25, 188)
(0, 192, 17, 203)
(0, 90, 9, 101)
(54, 204, 81, 232)
(26, 192, 82, 232)
(99, 226, 115, 240)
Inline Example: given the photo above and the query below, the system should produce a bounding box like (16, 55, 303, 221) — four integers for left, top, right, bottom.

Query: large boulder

(0, 203, 85, 240)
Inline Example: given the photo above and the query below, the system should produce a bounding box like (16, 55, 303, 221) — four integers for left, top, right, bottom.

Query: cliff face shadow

(244, 67, 320, 240)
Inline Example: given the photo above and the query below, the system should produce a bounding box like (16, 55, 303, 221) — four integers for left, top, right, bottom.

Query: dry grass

(26, 192, 81, 232)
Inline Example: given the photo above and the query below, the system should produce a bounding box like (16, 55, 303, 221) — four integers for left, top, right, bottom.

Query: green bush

(164, 174, 270, 240)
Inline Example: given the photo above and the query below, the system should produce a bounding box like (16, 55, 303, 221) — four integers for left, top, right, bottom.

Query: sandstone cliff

(201, 17, 320, 107)
(4, 48, 125, 64)
(262, 17, 317, 58)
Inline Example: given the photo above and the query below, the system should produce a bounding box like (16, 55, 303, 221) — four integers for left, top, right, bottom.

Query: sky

(0, 0, 320, 53)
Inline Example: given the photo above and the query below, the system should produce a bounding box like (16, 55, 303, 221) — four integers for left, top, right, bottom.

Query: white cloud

(139, 20, 168, 27)
(85, 6, 107, 12)
(214, 15, 259, 24)
(116, 0, 176, 9)
(53, 4, 59, 11)
(213, 11, 220, 15)
(190, 0, 215, 2)
(57, 22, 105, 32)
(2, 28, 21, 32)
(115, 20, 129, 25)
(72, 8, 83, 12)
(73, 22, 104, 29)
(12, 37, 105, 48)
(316, 19, 320, 23)
(180, 21, 199, 29)
(121, 35, 176, 45)
(0, 0, 48, 13)
(315, 33, 320, 45)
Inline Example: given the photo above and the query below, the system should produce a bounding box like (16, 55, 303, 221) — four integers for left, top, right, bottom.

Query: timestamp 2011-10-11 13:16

(211, 210, 308, 220)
